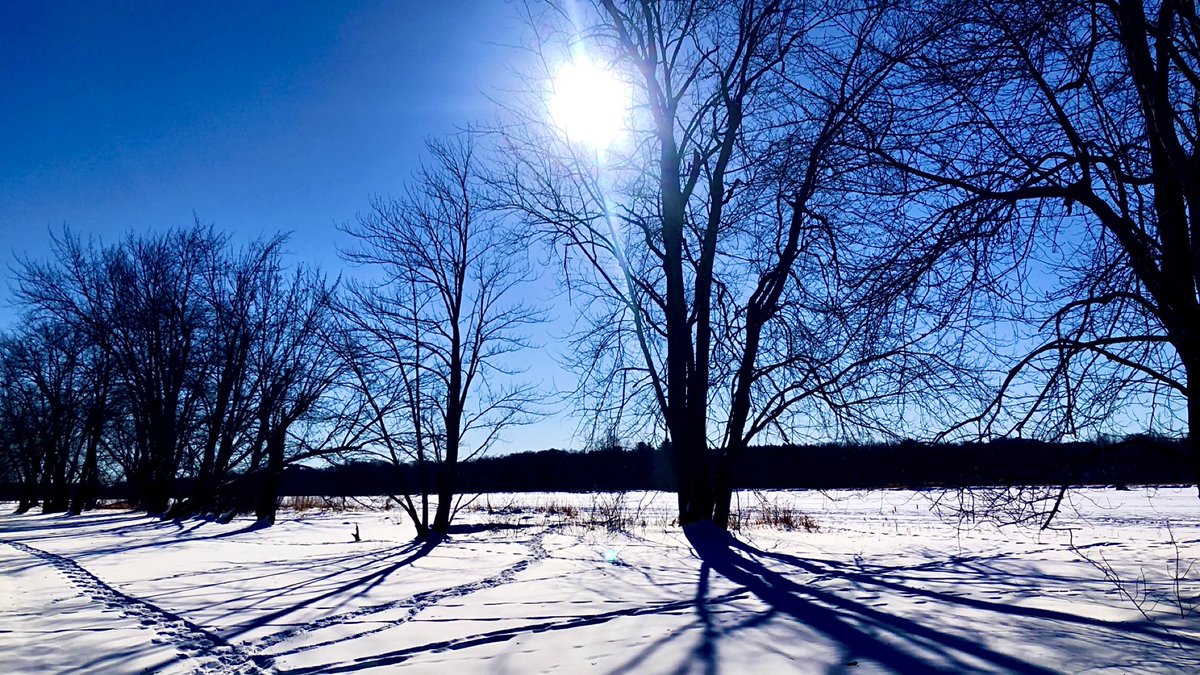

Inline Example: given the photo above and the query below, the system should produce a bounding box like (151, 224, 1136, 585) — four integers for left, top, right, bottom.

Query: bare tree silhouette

(495, 0, 981, 526)
(340, 137, 543, 537)
(866, 0, 1200, 493)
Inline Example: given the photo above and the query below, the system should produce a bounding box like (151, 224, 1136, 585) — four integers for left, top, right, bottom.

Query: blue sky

(0, 0, 581, 452)
(1, 1, 511, 265)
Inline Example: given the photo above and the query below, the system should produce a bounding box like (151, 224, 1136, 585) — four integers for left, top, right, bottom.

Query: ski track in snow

(246, 524, 562, 665)
(0, 538, 270, 675)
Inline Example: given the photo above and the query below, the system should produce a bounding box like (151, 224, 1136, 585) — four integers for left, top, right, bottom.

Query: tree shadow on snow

(668, 521, 1199, 674)
(215, 535, 442, 645)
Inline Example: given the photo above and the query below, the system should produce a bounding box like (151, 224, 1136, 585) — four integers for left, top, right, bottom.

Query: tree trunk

(17, 445, 39, 514)
(711, 444, 739, 530)
(432, 430, 459, 534)
(659, 135, 712, 526)
(1188, 358, 1200, 500)
(1191, 395, 1199, 501)
(433, 313, 465, 535)
(146, 448, 174, 515)
(145, 469, 172, 515)
(191, 358, 240, 516)
(187, 429, 218, 517)
(672, 425, 714, 525)
(254, 424, 288, 526)
(39, 440, 66, 514)
(16, 459, 38, 514)
(395, 492, 430, 540)
(714, 310, 766, 528)
(69, 432, 100, 515)
(144, 410, 178, 515)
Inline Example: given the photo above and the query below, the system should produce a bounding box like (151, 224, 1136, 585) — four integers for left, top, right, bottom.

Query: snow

(1, 488, 1198, 674)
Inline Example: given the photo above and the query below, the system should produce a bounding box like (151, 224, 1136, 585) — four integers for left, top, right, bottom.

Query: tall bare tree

(8, 225, 348, 520)
(867, 0, 1200, 493)
(249, 264, 342, 526)
(497, 0, 974, 526)
(341, 137, 542, 536)
(181, 238, 283, 517)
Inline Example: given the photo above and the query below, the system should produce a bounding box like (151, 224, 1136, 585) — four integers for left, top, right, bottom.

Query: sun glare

(549, 59, 628, 149)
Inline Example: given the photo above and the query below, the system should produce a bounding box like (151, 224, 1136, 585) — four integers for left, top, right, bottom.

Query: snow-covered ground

(2, 488, 1198, 674)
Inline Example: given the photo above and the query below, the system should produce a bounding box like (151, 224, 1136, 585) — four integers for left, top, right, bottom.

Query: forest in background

(266, 435, 1198, 495)
(4, 435, 1188, 502)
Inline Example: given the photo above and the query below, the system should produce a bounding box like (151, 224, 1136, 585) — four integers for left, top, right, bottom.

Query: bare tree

(248, 265, 342, 526)
(12, 323, 83, 513)
(180, 235, 340, 521)
(180, 238, 282, 517)
(335, 277, 440, 539)
(341, 137, 542, 537)
(7, 225, 348, 521)
(0, 322, 110, 515)
(867, 0, 1200, 493)
(15, 226, 219, 513)
(496, 0, 974, 526)
(0, 331, 50, 513)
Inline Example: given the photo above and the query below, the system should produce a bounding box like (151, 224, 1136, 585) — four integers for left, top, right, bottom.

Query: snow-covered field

(2, 488, 1198, 674)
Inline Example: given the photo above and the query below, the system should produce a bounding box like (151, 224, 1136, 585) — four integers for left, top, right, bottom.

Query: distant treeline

(5, 436, 1189, 502)
(279, 435, 1194, 496)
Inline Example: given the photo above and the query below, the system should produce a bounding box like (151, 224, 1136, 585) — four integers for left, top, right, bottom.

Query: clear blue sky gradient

(0, 0, 581, 453)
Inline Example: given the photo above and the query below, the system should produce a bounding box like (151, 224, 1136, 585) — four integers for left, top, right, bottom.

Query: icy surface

(1, 488, 1198, 673)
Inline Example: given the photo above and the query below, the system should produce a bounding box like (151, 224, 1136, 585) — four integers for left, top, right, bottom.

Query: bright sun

(549, 59, 628, 149)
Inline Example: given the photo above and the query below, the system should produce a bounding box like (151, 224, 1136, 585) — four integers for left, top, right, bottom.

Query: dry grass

(466, 497, 580, 520)
(92, 499, 137, 511)
(751, 504, 819, 532)
(730, 494, 820, 532)
(540, 502, 580, 519)
(280, 495, 351, 512)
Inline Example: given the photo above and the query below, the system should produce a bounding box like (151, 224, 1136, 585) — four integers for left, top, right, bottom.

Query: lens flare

(549, 59, 628, 149)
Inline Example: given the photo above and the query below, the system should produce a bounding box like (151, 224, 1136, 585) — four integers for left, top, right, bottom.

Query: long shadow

(0, 512, 140, 537)
(282, 587, 751, 674)
(254, 526, 566, 665)
(612, 569, 777, 675)
(153, 536, 435, 633)
(684, 521, 1058, 673)
(6, 509, 444, 669)
(59, 521, 271, 561)
(0, 510, 262, 557)
(682, 563, 717, 675)
(223, 536, 440, 645)
(56, 515, 357, 563)
(725, 535, 1200, 649)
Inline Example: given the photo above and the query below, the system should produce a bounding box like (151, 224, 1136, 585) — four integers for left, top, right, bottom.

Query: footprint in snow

(0, 538, 268, 675)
